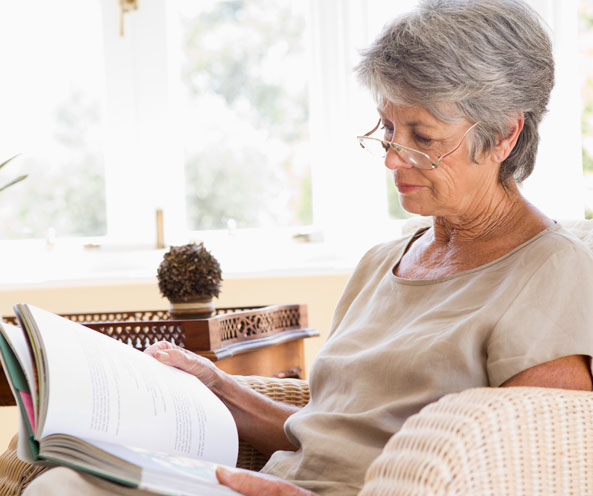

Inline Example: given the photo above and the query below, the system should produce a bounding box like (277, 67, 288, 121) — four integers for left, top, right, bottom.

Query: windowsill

(0, 220, 413, 289)
(0, 237, 361, 289)
(0, 248, 352, 289)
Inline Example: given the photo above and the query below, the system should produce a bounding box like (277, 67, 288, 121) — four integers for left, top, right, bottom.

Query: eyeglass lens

(358, 137, 433, 169)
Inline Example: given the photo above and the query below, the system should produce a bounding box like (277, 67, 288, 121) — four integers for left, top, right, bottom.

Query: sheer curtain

(522, 0, 583, 220)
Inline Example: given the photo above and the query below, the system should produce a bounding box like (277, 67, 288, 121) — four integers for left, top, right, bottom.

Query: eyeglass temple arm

(438, 122, 479, 161)
(358, 119, 382, 149)
(363, 119, 382, 138)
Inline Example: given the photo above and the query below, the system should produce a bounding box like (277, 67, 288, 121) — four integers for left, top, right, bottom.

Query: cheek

(433, 161, 495, 207)
(426, 167, 459, 200)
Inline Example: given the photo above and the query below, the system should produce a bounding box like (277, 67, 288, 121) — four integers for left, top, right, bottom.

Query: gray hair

(355, 0, 554, 184)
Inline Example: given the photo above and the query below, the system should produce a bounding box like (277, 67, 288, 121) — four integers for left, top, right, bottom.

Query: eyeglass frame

(357, 119, 480, 170)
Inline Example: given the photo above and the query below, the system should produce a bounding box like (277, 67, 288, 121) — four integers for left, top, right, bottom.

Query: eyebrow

(403, 120, 437, 129)
(376, 110, 437, 129)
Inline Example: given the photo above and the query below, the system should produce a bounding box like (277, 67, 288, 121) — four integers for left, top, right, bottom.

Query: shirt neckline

(391, 223, 562, 286)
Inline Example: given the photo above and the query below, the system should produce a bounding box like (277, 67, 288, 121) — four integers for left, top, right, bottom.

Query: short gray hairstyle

(355, 0, 554, 184)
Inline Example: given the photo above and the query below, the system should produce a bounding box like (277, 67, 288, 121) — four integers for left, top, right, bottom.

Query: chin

(399, 198, 432, 217)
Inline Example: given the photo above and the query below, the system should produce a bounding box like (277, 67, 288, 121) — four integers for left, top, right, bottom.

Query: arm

(501, 354, 592, 390)
(144, 341, 300, 456)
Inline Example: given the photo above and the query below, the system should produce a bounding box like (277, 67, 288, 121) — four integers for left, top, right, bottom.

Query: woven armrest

(361, 386, 593, 496)
(233, 375, 309, 471)
(0, 435, 46, 496)
(233, 375, 309, 406)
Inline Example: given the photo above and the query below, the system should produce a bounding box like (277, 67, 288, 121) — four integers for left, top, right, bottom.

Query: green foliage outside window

(181, 0, 312, 230)
(0, 93, 106, 239)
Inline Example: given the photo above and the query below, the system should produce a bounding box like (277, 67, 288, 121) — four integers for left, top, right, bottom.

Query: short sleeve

(487, 242, 593, 387)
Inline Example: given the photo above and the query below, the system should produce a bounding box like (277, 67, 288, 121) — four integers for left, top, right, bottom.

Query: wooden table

(0, 305, 318, 406)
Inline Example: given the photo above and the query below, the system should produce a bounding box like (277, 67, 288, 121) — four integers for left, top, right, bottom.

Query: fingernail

(216, 466, 231, 484)
(217, 466, 240, 477)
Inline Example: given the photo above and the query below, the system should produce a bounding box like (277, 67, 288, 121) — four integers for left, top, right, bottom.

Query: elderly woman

(23, 1, 593, 495)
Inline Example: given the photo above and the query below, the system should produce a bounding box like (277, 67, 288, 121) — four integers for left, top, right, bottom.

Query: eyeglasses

(356, 119, 479, 170)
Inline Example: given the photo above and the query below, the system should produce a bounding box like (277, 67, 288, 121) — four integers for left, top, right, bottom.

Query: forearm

(144, 342, 300, 456)
(212, 372, 300, 456)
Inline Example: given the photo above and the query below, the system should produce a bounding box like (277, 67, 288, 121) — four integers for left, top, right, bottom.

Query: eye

(414, 133, 433, 147)
(380, 124, 394, 141)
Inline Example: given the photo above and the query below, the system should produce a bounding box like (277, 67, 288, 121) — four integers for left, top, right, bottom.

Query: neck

(431, 182, 539, 246)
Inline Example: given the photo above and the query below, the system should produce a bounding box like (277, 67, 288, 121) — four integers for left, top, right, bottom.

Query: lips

(395, 182, 424, 194)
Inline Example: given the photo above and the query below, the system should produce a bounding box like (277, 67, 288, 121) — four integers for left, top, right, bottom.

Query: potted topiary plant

(156, 242, 223, 319)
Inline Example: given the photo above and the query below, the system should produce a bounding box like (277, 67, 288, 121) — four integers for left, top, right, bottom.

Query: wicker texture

(234, 375, 310, 471)
(0, 436, 46, 496)
(361, 386, 593, 496)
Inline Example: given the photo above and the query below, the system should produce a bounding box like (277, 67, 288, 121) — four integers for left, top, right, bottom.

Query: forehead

(377, 103, 440, 128)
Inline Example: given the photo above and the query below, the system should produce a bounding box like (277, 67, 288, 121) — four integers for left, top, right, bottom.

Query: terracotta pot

(168, 296, 215, 320)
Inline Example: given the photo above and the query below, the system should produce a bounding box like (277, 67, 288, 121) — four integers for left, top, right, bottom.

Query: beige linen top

(262, 225, 593, 496)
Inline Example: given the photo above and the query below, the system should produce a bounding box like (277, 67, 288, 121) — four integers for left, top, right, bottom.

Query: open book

(0, 304, 242, 495)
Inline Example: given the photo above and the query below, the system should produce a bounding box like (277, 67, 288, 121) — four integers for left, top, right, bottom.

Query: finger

(144, 340, 179, 357)
(144, 341, 170, 356)
(148, 347, 220, 388)
(154, 350, 172, 363)
(154, 348, 207, 375)
(216, 467, 277, 496)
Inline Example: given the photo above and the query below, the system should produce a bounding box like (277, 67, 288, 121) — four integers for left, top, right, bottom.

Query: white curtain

(522, 0, 584, 220)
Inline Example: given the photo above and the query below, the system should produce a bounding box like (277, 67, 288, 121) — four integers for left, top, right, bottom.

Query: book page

(39, 436, 241, 496)
(23, 305, 238, 467)
(88, 441, 242, 496)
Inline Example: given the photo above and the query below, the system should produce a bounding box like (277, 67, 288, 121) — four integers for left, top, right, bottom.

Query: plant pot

(168, 296, 215, 320)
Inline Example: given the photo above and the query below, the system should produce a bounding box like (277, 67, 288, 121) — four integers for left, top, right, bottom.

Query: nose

(384, 146, 413, 171)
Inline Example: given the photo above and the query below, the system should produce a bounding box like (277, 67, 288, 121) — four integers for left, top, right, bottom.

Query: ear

(491, 114, 524, 163)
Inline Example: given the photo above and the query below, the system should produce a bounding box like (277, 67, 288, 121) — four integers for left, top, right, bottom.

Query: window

(0, 0, 589, 283)
(0, 0, 106, 240)
(176, 0, 311, 231)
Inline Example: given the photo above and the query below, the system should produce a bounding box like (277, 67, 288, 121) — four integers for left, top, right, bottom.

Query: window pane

(0, 0, 106, 239)
(177, 0, 311, 230)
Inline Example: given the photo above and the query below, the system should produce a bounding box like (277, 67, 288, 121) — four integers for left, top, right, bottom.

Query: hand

(144, 340, 223, 389)
(216, 467, 317, 496)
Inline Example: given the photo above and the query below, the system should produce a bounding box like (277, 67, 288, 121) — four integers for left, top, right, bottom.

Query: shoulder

(527, 224, 593, 267)
(487, 224, 593, 387)
(498, 224, 593, 293)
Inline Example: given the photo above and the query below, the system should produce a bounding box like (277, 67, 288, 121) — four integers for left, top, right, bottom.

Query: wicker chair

(3, 220, 593, 494)
(2, 375, 593, 495)
(240, 379, 593, 495)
